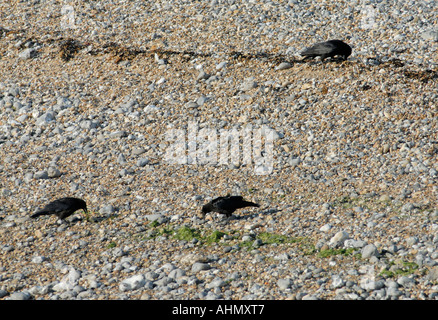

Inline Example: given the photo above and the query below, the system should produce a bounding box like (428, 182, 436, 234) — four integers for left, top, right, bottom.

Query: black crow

(300, 40, 352, 62)
(31, 197, 88, 220)
(201, 195, 260, 218)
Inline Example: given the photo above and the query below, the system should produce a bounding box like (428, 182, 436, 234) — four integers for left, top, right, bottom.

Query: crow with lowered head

(31, 197, 88, 221)
(300, 39, 352, 62)
(201, 195, 260, 218)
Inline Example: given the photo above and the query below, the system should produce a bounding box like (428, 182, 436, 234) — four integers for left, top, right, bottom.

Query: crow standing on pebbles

(31, 197, 88, 221)
(201, 195, 260, 218)
(300, 39, 352, 62)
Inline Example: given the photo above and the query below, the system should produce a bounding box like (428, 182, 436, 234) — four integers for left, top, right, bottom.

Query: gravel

(0, 0, 437, 300)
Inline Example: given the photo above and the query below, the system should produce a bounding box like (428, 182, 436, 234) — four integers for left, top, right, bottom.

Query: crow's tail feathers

(242, 201, 260, 208)
(30, 211, 51, 219)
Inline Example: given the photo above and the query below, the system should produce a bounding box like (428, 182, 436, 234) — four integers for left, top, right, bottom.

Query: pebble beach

(0, 0, 437, 300)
